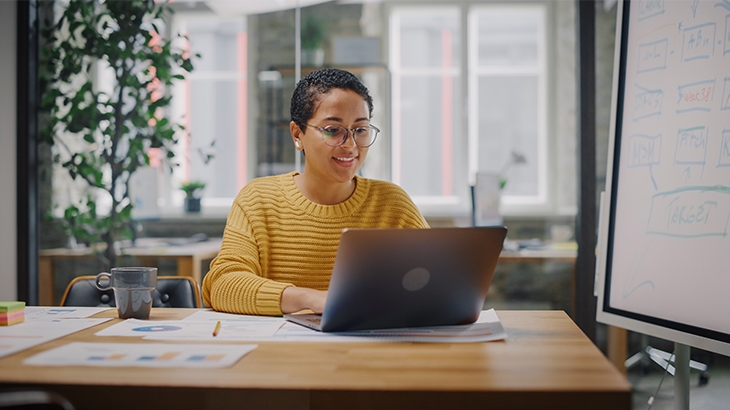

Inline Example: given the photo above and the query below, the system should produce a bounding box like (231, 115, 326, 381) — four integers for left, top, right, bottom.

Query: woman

(202, 68, 428, 316)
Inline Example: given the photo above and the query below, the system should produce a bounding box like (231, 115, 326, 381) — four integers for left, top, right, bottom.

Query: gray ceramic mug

(95, 267, 157, 319)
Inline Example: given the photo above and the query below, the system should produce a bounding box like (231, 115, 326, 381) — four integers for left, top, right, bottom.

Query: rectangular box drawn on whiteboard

(682, 22, 716, 62)
(674, 126, 708, 165)
(676, 79, 715, 113)
(633, 85, 663, 121)
(646, 186, 730, 238)
(719, 130, 730, 167)
(637, 39, 669, 73)
(637, 0, 665, 21)
(721, 77, 730, 111)
(628, 134, 662, 167)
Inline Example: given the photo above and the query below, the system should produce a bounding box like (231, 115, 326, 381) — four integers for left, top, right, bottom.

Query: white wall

(0, 0, 17, 301)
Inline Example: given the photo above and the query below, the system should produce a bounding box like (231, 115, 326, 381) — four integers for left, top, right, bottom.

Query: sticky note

(0, 301, 25, 326)
(0, 301, 25, 312)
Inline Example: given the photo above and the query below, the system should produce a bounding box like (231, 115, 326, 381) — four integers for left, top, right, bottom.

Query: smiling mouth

(334, 156, 357, 162)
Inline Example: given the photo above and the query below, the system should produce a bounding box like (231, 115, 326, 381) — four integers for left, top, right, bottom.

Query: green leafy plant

(40, 0, 196, 269)
(498, 151, 527, 189)
(180, 181, 206, 199)
(301, 15, 326, 50)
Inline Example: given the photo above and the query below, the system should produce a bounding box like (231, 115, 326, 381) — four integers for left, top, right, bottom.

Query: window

(390, 4, 551, 216)
(469, 7, 547, 207)
(169, 15, 248, 211)
(390, 8, 462, 212)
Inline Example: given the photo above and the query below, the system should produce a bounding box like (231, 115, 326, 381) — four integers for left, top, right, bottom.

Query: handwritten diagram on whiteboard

(609, 0, 730, 335)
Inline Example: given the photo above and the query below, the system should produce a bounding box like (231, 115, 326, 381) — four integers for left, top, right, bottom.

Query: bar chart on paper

(23, 342, 257, 368)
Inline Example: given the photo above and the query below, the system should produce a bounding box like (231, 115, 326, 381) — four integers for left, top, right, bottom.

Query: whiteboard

(596, 0, 730, 356)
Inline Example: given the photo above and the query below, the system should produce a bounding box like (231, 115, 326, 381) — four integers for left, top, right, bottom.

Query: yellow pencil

(212, 320, 221, 337)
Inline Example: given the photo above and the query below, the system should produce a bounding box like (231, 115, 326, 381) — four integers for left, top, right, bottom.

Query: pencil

(212, 320, 221, 337)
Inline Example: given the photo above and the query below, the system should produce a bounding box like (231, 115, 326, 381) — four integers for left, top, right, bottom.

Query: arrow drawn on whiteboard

(715, 0, 730, 12)
(682, 167, 691, 181)
(622, 239, 655, 299)
(649, 165, 658, 191)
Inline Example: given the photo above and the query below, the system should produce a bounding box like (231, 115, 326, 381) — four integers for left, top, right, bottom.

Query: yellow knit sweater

(202, 172, 429, 316)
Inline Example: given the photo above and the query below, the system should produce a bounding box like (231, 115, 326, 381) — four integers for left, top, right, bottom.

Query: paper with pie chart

(95, 319, 284, 340)
(24, 342, 256, 368)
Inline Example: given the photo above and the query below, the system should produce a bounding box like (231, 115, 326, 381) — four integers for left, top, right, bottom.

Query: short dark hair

(290, 68, 374, 132)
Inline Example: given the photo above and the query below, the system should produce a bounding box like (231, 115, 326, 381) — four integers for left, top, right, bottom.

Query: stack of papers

(94, 309, 507, 343)
(0, 307, 112, 358)
(17, 307, 507, 369)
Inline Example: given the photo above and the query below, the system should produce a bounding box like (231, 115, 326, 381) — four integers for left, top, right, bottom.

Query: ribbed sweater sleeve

(202, 172, 428, 316)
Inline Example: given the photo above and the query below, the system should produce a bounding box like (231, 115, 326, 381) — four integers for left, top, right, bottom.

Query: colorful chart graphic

(24, 342, 255, 368)
(132, 325, 182, 332)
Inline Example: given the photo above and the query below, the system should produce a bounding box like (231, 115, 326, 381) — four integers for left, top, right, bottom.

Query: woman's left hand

(281, 287, 328, 314)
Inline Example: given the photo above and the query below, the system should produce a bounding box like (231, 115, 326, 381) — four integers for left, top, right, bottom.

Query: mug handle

(95, 272, 112, 290)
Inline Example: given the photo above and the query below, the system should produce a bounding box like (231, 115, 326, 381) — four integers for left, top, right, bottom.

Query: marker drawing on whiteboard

(622, 239, 655, 299)
(674, 126, 708, 166)
(717, 130, 730, 167)
(681, 22, 716, 62)
(627, 134, 661, 190)
(676, 79, 715, 114)
(691, 0, 700, 18)
(633, 85, 663, 121)
(637, 0, 665, 21)
(721, 78, 730, 110)
(637, 39, 669, 73)
(646, 186, 730, 238)
(715, 0, 730, 13)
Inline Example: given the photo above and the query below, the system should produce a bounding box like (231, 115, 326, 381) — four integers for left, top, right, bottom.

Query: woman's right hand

(281, 287, 328, 314)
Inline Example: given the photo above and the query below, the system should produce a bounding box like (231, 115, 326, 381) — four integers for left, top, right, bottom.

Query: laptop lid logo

(402, 267, 430, 291)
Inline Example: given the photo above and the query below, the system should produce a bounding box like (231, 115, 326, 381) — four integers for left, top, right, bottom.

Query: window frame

(388, 2, 557, 218)
(389, 6, 465, 216)
(166, 13, 249, 216)
(468, 4, 549, 211)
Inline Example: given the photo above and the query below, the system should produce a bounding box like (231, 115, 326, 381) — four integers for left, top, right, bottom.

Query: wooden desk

(0, 309, 630, 410)
(38, 238, 222, 306)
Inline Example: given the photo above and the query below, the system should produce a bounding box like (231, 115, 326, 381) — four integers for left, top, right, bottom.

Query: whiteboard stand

(625, 335, 709, 385)
(674, 343, 689, 410)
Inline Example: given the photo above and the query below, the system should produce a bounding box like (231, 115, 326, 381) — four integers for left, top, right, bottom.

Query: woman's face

(294, 88, 371, 185)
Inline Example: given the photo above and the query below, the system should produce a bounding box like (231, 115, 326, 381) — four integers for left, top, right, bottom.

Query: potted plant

(39, 0, 196, 269)
(180, 181, 206, 213)
(301, 15, 326, 66)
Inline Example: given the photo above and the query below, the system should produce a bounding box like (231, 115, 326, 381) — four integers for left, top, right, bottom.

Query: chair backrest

(60, 276, 201, 308)
(0, 391, 75, 410)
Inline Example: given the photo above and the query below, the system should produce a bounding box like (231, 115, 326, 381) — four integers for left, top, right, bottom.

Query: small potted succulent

(180, 181, 206, 213)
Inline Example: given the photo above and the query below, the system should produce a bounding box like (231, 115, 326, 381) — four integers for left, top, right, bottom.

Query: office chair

(0, 390, 75, 410)
(60, 276, 201, 308)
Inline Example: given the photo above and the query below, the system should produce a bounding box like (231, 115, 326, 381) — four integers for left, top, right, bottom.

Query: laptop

(285, 226, 507, 332)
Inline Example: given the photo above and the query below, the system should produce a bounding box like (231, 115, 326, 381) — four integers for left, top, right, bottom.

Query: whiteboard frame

(595, 0, 730, 357)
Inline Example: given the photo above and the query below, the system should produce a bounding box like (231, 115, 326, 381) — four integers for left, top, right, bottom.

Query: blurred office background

(4, 0, 626, 361)
(16, 0, 609, 336)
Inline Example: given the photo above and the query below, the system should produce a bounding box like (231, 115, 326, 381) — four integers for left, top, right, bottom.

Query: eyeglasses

(306, 124, 380, 148)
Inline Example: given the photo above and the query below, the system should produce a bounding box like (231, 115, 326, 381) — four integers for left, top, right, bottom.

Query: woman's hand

(281, 287, 328, 314)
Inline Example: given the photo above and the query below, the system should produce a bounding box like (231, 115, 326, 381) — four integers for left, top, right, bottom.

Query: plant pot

(184, 197, 201, 213)
(302, 48, 325, 67)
